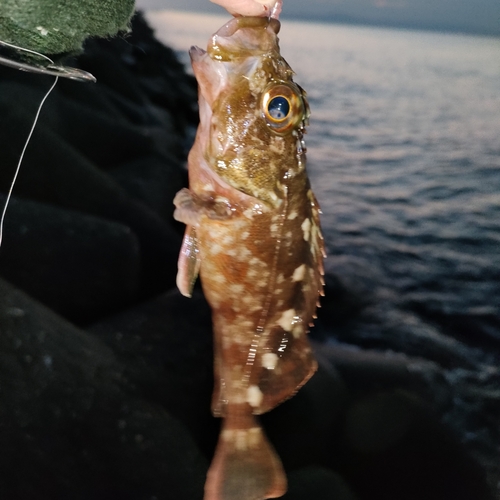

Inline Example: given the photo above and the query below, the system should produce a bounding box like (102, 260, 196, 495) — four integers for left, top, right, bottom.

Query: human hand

(210, 0, 282, 18)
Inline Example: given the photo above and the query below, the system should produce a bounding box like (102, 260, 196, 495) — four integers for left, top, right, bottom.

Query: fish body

(174, 16, 324, 500)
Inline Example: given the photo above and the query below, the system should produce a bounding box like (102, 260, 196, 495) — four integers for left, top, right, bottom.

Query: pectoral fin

(177, 226, 201, 298)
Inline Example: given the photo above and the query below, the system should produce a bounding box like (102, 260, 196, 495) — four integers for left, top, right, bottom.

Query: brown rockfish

(174, 15, 324, 500)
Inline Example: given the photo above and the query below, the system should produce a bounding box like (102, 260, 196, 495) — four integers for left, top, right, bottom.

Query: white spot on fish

(248, 427, 261, 447)
(301, 218, 311, 241)
(211, 243, 222, 254)
(236, 430, 249, 451)
(247, 268, 258, 279)
(287, 211, 298, 220)
(292, 264, 306, 282)
(262, 352, 278, 370)
(277, 309, 296, 332)
(211, 273, 226, 284)
(230, 284, 245, 294)
(268, 191, 279, 202)
(238, 319, 255, 329)
(269, 144, 282, 155)
(247, 385, 263, 408)
(223, 428, 261, 451)
(292, 324, 304, 339)
(249, 257, 267, 268)
(236, 246, 252, 260)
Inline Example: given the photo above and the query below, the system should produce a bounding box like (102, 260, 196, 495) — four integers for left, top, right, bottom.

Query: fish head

(190, 16, 310, 207)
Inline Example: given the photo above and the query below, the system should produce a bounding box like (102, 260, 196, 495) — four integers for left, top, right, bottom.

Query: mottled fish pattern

(174, 15, 324, 500)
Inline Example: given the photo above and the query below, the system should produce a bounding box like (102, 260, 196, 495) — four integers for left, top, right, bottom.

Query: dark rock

(0, 99, 182, 298)
(262, 354, 347, 471)
(0, 278, 207, 500)
(89, 288, 220, 458)
(109, 155, 187, 221)
(316, 342, 452, 409)
(84, 12, 199, 133)
(283, 466, 358, 500)
(0, 195, 141, 324)
(339, 390, 493, 500)
(0, 12, 195, 311)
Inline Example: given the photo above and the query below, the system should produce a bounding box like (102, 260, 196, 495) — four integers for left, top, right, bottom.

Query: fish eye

(262, 83, 305, 135)
(267, 96, 290, 121)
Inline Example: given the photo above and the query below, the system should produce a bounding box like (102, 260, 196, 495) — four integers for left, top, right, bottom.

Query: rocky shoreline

(0, 13, 496, 500)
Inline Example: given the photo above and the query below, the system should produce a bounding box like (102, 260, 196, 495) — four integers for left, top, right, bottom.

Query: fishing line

(0, 42, 59, 248)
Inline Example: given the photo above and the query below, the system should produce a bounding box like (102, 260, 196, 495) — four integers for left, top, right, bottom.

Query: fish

(173, 14, 324, 500)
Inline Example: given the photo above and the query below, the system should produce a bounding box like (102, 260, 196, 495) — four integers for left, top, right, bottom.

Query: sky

(135, 0, 500, 36)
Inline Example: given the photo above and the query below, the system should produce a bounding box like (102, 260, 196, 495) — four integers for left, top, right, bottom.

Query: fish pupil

(268, 96, 290, 120)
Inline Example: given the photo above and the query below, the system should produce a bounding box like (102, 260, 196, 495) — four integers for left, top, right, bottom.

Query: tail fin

(204, 411, 287, 500)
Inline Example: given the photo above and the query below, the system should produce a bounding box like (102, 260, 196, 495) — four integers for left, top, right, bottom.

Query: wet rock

(0, 195, 141, 324)
(79, 12, 198, 139)
(0, 102, 182, 297)
(0, 13, 194, 312)
(89, 288, 219, 457)
(0, 278, 207, 500)
(262, 353, 347, 470)
(316, 342, 452, 410)
(283, 466, 358, 500)
(108, 155, 187, 221)
(339, 390, 493, 500)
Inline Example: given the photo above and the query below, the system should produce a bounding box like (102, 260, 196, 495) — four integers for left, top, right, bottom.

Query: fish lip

(215, 17, 243, 38)
(189, 45, 207, 61)
(215, 16, 280, 38)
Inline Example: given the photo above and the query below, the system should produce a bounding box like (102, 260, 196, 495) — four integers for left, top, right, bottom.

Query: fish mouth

(215, 16, 280, 38)
(189, 45, 207, 62)
(207, 16, 281, 62)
